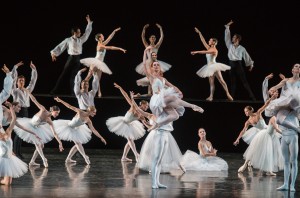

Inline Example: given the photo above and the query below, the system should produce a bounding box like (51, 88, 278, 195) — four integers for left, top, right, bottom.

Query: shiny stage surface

(1, 148, 299, 198)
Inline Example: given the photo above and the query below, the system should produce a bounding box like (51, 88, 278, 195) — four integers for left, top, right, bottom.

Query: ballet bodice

(206, 54, 217, 65)
(286, 80, 300, 90)
(252, 118, 267, 130)
(95, 49, 106, 61)
(151, 78, 165, 94)
(68, 116, 86, 128)
(123, 111, 138, 123)
(199, 143, 212, 157)
(0, 138, 12, 158)
(31, 115, 47, 127)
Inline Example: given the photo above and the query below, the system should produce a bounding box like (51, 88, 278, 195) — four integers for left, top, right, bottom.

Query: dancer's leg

(97, 70, 103, 97)
(206, 76, 215, 101)
(121, 142, 132, 161)
(148, 107, 179, 132)
(65, 145, 78, 163)
(164, 95, 204, 113)
(127, 138, 140, 162)
(35, 144, 48, 168)
(277, 137, 290, 191)
(289, 135, 298, 192)
(29, 149, 40, 166)
(215, 71, 233, 101)
(74, 142, 90, 165)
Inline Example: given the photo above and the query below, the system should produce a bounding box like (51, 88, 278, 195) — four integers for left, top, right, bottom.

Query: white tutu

(196, 62, 230, 78)
(53, 119, 92, 144)
(180, 150, 228, 171)
(80, 58, 112, 75)
(242, 127, 261, 144)
(136, 76, 150, 87)
(243, 125, 283, 172)
(150, 87, 185, 117)
(106, 116, 145, 140)
(0, 139, 28, 178)
(13, 118, 53, 144)
(137, 130, 183, 173)
(135, 60, 172, 76)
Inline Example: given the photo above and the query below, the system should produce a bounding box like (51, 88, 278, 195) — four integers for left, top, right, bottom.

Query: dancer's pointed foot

(192, 105, 204, 113)
(277, 184, 289, 191)
(121, 157, 132, 162)
(227, 93, 234, 101)
(206, 96, 213, 101)
(43, 159, 48, 168)
(266, 171, 276, 176)
(29, 161, 40, 166)
(97, 91, 102, 98)
(290, 186, 296, 192)
(85, 156, 90, 165)
(65, 158, 77, 163)
(148, 121, 158, 132)
(238, 163, 247, 173)
(135, 154, 140, 163)
(157, 183, 167, 188)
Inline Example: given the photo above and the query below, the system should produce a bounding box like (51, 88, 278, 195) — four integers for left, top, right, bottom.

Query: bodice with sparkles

(95, 49, 106, 61)
(123, 111, 139, 123)
(68, 116, 86, 128)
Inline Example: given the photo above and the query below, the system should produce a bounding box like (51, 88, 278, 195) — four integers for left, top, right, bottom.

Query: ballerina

(53, 97, 106, 164)
(0, 103, 28, 185)
(13, 90, 64, 167)
(191, 27, 233, 101)
(106, 83, 151, 162)
(80, 27, 126, 97)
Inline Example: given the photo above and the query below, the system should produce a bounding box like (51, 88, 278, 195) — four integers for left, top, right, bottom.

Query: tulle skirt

(242, 127, 261, 144)
(150, 87, 185, 117)
(137, 130, 183, 173)
(80, 58, 112, 75)
(53, 120, 92, 144)
(180, 150, 228, 171)
(196, 62, 230, 78)
(106, 117, 145, 140)
(243, 126, 283, 172)
(135, 60, 172, 75)
(13, 118, 53, 144)
(0, 155, 28, 178)
(136, 76, 150, 87)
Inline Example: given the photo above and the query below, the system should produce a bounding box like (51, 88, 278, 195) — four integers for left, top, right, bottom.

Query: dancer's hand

(14, 61, 24, 68)
(233, 139, 239, 146)
(279, 73, 285, 80)
(1, 64, 10, 73)
(113, 82, 121, 89)
(265, 73, 273, 80)
(51, 53, 57, 62)
(54, 97, 61, 103)
(30, 61, 36, 70)
(248, 65, 253, 72)
(226, 20, 234, 27)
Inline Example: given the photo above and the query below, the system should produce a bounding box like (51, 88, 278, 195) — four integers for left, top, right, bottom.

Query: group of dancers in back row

(0, 15, 298, 192)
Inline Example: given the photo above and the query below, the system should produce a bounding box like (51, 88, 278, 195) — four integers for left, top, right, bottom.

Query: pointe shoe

(85, 156, 90, 165)
(227, 93, 234, 101)
(43, 159, 48, 168)
(247, 161, 252, 167)
(121, 157, 132, 162)
(277, 184, 289, 191)
(65, 158, 77, 163)
(238, 164, 247, 173)
(29, 161, 40, 166)
(290, 186, 296, 192)
(192, 105, 204, 113)
(97, 91, 102, 98)
(206, 96, 213, 101)
(157, 183, 167, 188)
(266, 172, 276, 176)
(152, 184, 159, 189)
(179, 164, 186, 173)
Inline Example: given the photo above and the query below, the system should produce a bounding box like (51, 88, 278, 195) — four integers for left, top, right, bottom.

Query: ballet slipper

(238, 163, 247, 173)
(266, 172, 276, 176)
(43, 159, 48, 168)
(290, 186, 296, 192)
(121, 157, 132, 162)
(65, 158, 77, 163)
(192, 105, 204, 113)
(29, 161, 40, 166)
(84, 156, 90, 165)
(277, 184, 289, 191)
(152, 184, 159, 189)
(157, 183, 167, 188)
(206, 96, 213, 101)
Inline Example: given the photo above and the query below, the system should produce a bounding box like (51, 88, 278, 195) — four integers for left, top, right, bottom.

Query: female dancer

(13, 90, 64, 167)
(0, 103, 28, 185)
(191, 27, 233, 101)
(234, 95, 283, 175)
(180, 128, 228, 171)
(143, 46, 204, 131)
(106, 83, 151, 162)
(53, 97, 106, 164)
(80, 27, 126, 97)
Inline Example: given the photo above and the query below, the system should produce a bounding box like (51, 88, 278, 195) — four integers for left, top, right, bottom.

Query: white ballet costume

(149, 78, 185, 117)
(53, 116, 92, 144)
(13, 115, 54, 144)
(266, 81, 300, 118)
(106, 111, 146, 140)
(135, 48, 171, 76)
(196, 54, 230, 78)
(242, 118, 267, 144)
(180, 146, 228, 171)
(138, 120, 183, 173)
(80, 49, 112, 75)
(243, 124, 284, 172)
(0, 138, 28, 178)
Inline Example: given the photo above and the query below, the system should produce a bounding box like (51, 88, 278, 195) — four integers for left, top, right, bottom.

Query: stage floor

(1, 148, 298, 198)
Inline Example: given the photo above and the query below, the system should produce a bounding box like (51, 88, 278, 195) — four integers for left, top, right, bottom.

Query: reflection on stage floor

(0, 148, 298, 198)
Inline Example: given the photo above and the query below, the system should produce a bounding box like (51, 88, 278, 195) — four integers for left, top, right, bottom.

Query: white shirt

(224, 26, 254, 67)
(0, 72, 13, 126)
(11, 65, 37, 107)
(74, 70, 99, 110)
(50, 22, 93, 56)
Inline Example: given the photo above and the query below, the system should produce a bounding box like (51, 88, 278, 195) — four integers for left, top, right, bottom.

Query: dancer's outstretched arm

(113, 83, 132, 106)
(155, 23, 164, 48)
(103, 27, 121, 45)
(54, 97, 80, 114)
(194, 27, 209, 50)
(86, 118, 107, 145)
(233, 121, 251, 146)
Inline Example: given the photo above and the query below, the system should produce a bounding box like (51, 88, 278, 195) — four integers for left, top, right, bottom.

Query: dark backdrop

(0, 0, 299, 154)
